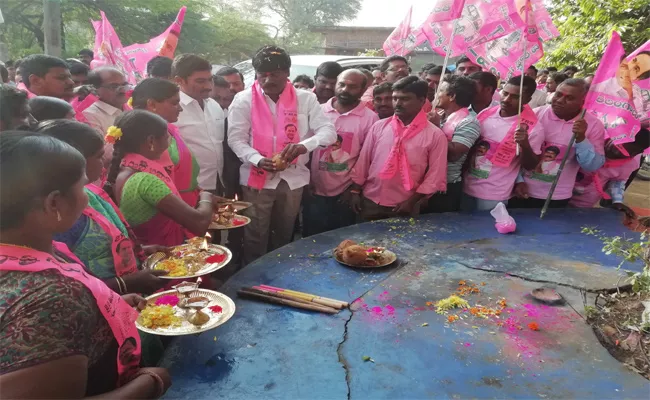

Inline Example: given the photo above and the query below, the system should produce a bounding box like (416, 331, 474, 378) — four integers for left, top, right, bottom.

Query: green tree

(540, 0, 650, 73)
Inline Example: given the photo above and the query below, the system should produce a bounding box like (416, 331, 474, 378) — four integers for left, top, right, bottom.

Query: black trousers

(424, 181, 463, 213)
(508, 196, 570, 209)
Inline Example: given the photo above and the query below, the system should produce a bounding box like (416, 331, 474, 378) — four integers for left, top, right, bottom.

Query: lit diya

(146, 235, 232, 279)
(211, 198, 251, 229)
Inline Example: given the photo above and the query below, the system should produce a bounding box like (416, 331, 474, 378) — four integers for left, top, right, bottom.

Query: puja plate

(216, 200, 252, 212)
(136, 289, 236, 336)
(143, 244, 232, 280)
(333, 249, 397, 269)
(209, 215, 251, 230)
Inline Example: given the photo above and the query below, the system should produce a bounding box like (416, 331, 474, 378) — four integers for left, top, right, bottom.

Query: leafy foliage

(540, 0, 650, 73)
(0, 0, 272, 64)
(582, 227, 650, 293)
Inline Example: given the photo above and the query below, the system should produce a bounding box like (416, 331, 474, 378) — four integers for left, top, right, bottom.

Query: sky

(341, 0, 434, 28)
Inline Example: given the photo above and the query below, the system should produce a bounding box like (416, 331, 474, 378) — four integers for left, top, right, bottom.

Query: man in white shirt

(83, 67, 129, 135)
(228, 45, 336, 264)
(172, 54, 225, 192)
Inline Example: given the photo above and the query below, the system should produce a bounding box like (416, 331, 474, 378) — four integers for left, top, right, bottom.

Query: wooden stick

(252, 286, 344, 309)
(238, 289, 338, 314)
(247, 287, 339, 311)
(258, 284, 349, 307)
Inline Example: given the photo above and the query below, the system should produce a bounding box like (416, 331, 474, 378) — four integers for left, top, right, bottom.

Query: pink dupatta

(476, 105, 538, 167)
(167, 123, 199, 206)
(0, 242, 141, 386)
(247, 80, 298, 189)
(120, 153, 195, 247)
(379, 110, 429, 191)
(442, 108, 470, 141)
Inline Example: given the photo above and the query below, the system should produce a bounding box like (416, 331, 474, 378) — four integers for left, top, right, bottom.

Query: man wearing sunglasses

(82, 67, 131, 136)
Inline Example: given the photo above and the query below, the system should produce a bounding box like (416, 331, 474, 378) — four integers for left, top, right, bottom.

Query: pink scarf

(121, 153, 181, 196)
(248, 80, 298, 189)
(0, 242, 141, 386)
(70, 93, 99, 124)
(167, 124, 199, 206)
(379, 110, 429, 191)
(16, 82, 36, 99)
(442, 107, 470, 141)
(477, 105, 538, 167)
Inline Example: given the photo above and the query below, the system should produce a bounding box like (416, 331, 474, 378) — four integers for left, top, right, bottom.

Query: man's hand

(123, 270, 168, 294)
(349, 193, 362, 214)
(514, 124, 530, 147)
(427, 109, 443, 127)
(573, 118, 587, 143)
(280, 144, 308, 163)
(392, 197, 421, 217)
(257, 158, 276, 172)
(513, 182, 529, 199)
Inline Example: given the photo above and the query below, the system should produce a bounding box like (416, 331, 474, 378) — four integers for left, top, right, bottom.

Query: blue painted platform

(161, 209, 649, 399)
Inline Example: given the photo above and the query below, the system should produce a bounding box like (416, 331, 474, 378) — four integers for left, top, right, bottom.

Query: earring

(56, 211, 62, 222)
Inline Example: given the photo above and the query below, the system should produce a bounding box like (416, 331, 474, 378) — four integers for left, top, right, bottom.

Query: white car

(233, 55, 385, 88)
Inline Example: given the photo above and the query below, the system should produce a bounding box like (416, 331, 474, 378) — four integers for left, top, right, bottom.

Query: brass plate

(209, 215, 251, 230)
(143, 244, 232, 280)
(333, 249, 398, 268)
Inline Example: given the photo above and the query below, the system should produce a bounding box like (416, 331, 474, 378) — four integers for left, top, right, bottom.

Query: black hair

(635, 52, 650, 80)
(78, 49, 94, 58)
(545, 146, 560, 155)
(373, 82, 393, 97)
(130, 78, 180, 110)
(427, 66, 450, 76)
(215, 67, 244, 83)
(442, 75, 477, 108)
(147, 56, 173, 79)
(455, 56, 473, 66)
(34, 119, 104, 157)
(0, 84, 29, 130)
(5, 60, 14, 68)
(285, 123, 297, 131)
(315, 61, 343, 80)
(293, 74, 314, 88)
(252, 45, 291, 73)
(172, 54, 211, 80)
(392, 76, 428, 99)
(336, 134, 343, 143)
(29, 96, 74, 121)
(634, 127, 650, 150)
(0, 65, 7, 83)
(212, 75, 230, 88)
(478, 140, 490, 149)
(527, 65, 538, 73)
(538, 68, 549, 76)
(0, 131, 86, 230)
(380, 56, 408, 73)
(562, 65, 578, 73)
(68, 61, 89, 76)
(18, 54, 69, 89)
(420, 63, 436, 73)
(104, 110, 168, 200)
(547, 67, 558, 72)
(506, 75, 537, 98)
(468, 71, 498, 94)
(87, 67, 123, 88)
(558, 78, 588, 95)
(549, 72, 568, 84)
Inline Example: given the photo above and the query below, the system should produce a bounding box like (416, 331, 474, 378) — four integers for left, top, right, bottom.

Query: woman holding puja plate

(130, 78, 202, 207)
(0, 132, 171, 398)
(103, 110, 222, 247)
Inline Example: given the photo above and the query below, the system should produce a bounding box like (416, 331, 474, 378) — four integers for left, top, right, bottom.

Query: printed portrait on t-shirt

(319, 132, 353, 173)
(469, 139, 495, 179)
(527, 142, 570, 182)
(116, 238, 134, 270)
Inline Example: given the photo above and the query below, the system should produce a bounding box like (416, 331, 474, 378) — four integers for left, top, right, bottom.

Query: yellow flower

(127, 97, 133, 107)
(105, 126, 123, 144)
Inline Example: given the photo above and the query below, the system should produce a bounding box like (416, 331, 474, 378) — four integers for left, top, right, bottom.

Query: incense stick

(258, 284, 349, 308)
(238, 289, 338, 314)
(253, 286, 343, 309)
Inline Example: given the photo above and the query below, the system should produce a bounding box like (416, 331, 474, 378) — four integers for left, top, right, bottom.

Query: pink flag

(585, 31, 644, 144)
(91, 11, 137, 84)
(466, 0, 559, 79)
(421, 0, 526, 58)
(383, 6, 412, 56)
(123, 7, 186, 79)
(625, 39, 650, 93)
(427, 0, 466, 24)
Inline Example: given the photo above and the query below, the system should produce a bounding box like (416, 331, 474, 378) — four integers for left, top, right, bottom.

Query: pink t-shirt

(570, 154, 641, 207)
(351, 118, 448, 207)
(311, 99, 379, 197)
(463, 110, 545, 201)
(523, 105, 606, 200)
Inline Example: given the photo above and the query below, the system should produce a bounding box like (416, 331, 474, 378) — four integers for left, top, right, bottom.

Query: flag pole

(515, 3, 530, 157)
(540, 108, 586, 219)
(434, 19, 459, 105)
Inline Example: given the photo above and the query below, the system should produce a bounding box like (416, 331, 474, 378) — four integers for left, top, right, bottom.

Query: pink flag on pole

(585, 31, 644, 144)
(421, 0, 526, 58)
(123, 7, 186, 79)
(466, 0, 559, 79)
(383, 6, 413, 56)
(427, 0, 466, 24)
(91, 11, 137, 84)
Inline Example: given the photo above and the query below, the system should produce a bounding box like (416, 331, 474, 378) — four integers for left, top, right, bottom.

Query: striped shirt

(444, 115, 481, 183)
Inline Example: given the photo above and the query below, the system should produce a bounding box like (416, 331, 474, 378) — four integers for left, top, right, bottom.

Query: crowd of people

(0, 43, 648, 398)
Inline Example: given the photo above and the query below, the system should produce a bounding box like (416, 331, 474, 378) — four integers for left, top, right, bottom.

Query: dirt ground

(625, 178, 650, 213)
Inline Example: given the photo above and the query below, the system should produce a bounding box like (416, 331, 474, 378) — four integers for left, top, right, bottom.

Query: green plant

(584, 305, 598, 319)
(582, 227, 650, 293)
